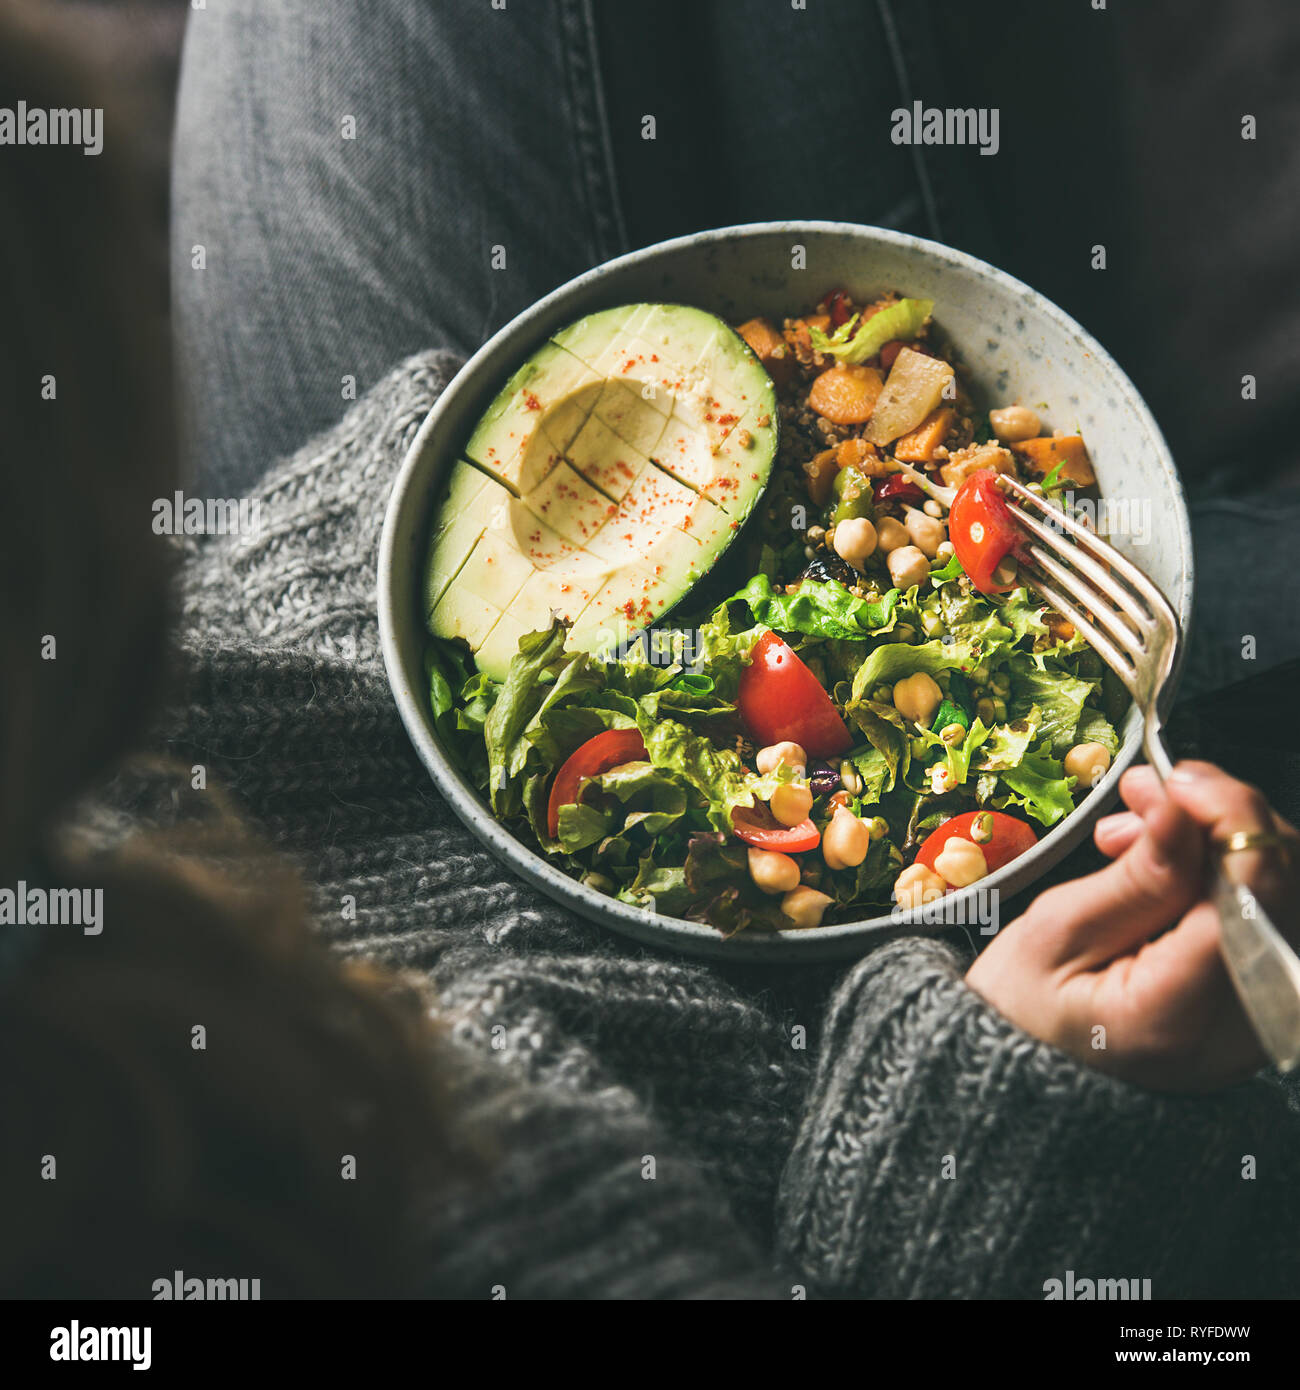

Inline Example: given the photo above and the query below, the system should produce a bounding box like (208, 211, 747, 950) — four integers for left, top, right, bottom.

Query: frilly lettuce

(809, 297, 934, 365)
(729, 573, 901, 642)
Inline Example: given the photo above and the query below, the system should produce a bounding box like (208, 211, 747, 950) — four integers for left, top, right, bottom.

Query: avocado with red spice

(426, 303, 778, 678)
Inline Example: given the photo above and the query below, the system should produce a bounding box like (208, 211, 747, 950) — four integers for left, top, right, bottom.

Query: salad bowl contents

(420, 289, 1132, 935)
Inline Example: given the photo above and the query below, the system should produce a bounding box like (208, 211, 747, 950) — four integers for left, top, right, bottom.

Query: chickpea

(1063, 741, 1112, 788)
(770, 781, 814, 827)
(904, 506, 947, 559)
(747, 847, 801, 896)
(935, 540, 955, 561)
(886, 544, 931, 592)
(822, 805, 871, 871)
(892, 670, 943, 727)
(933, 836, 989, 888)
(756, 740, 807, 776)
(781, 885, 834, 929)
(894, 862, 947, 912)
(923, 498, 944, 518)
(876, 515, 909, 554)
(988, 404, 1041, 444)
(833, 516, 878, 572)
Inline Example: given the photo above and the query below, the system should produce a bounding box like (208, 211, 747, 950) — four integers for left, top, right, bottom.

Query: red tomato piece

(915, 810, 1037, 878)
(731, 804, 820, 852)
(547, 728, 647, 838)
(737, 632, 853, 759)
(873, 475, 925, 509)
(948, 468, 1030, 595)
(825, 288, 853, 328)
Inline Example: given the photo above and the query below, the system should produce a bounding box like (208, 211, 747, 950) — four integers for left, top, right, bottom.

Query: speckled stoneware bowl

(378, 222, 1193, 962)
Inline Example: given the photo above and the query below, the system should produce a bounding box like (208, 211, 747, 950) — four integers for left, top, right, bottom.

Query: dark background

(77, 0, 1300, 502)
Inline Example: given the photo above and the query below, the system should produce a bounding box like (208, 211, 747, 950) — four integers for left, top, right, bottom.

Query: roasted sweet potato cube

(1012, 435, 1096, 487)
(893, 407, 955, 463)
(735, 316, 794, 388)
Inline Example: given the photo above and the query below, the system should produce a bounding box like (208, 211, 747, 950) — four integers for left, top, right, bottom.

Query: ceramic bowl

(378, 221, 1192, 962)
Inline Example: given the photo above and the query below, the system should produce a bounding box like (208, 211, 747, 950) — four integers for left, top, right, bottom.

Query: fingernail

(1168, 766, 1201, 785)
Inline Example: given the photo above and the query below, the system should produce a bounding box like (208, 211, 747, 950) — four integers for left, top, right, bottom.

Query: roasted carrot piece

(835, 437, 880, 472)
(736, 316, 794, 388)
(803, 448, 838, 505)
(893, 406, 955, 463)
(1012, 435, 1096, 486)
(807, 364, 884, 424)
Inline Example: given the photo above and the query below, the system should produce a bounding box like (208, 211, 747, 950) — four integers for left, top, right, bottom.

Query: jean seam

(557, 0, 628, 265)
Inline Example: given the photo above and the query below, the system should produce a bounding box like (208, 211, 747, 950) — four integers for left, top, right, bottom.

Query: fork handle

(1214, 875, 1300, 1072)
(1140, 714, 1300, 1069)
(1142, 708, 1174, 782)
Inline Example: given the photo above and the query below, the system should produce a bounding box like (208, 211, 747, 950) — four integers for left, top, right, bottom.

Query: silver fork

(896, 460, 1300, 1071)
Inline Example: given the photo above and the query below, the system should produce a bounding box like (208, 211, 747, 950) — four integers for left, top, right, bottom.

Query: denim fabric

(171, 0, 625, 497)
(170, 0, 1300, 697)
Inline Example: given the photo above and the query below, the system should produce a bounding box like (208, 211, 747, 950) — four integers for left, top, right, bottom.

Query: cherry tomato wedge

(737, 632, 853, 759)
(915, 810, 1037, 877)
(547, 728, 647, 838)
(731, 804, 820, 852)
(948, 468, 1030, 595)
(873, 475, 926, 509)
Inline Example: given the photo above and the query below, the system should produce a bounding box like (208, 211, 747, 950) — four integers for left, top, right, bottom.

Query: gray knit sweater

(149, 352, 1300, 1299)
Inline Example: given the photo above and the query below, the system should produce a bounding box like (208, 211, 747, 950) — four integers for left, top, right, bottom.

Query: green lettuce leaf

(484, 621, 568, 815)
(681, 832, 789, 936)
(1076, 705, 1121, 756)
(844, 698, 910, 794)
(556, 800, 614, 853)
(849, 636, 998, 703)
(997, 745, 1077, 826)
(1007, 653, 1096, 755)
(640, 717, 787, 834)
(809, 297, 934, 365)
(730, 573, 901, 642)
(972, 711, 1040, 772)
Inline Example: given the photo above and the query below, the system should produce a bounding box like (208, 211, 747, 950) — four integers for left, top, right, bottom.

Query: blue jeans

(170, 0, 1300, 701)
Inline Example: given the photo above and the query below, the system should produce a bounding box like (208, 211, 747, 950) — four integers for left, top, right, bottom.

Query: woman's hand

(965, 761, 1300, 1092)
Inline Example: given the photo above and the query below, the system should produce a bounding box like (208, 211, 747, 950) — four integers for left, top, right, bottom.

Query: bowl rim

(377, 219, 1193, 962)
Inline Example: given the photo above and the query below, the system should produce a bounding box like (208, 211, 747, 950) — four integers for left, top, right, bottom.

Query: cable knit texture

(102, 351, 1300, 1299)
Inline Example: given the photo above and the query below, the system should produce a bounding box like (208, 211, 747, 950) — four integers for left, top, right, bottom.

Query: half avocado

(425, 303, 778, 680)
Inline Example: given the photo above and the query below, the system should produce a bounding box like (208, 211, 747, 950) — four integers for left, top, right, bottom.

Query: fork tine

(1022, 542, 1148, 662)
(1019, 568, 1141, 697)
(1004, 503, 1157, 635)
(998, 471, 1178, 631)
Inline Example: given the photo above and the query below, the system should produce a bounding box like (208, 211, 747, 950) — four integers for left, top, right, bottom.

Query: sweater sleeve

(778, 936, 1300, 1300)
(420, 1041, 784, 1300)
